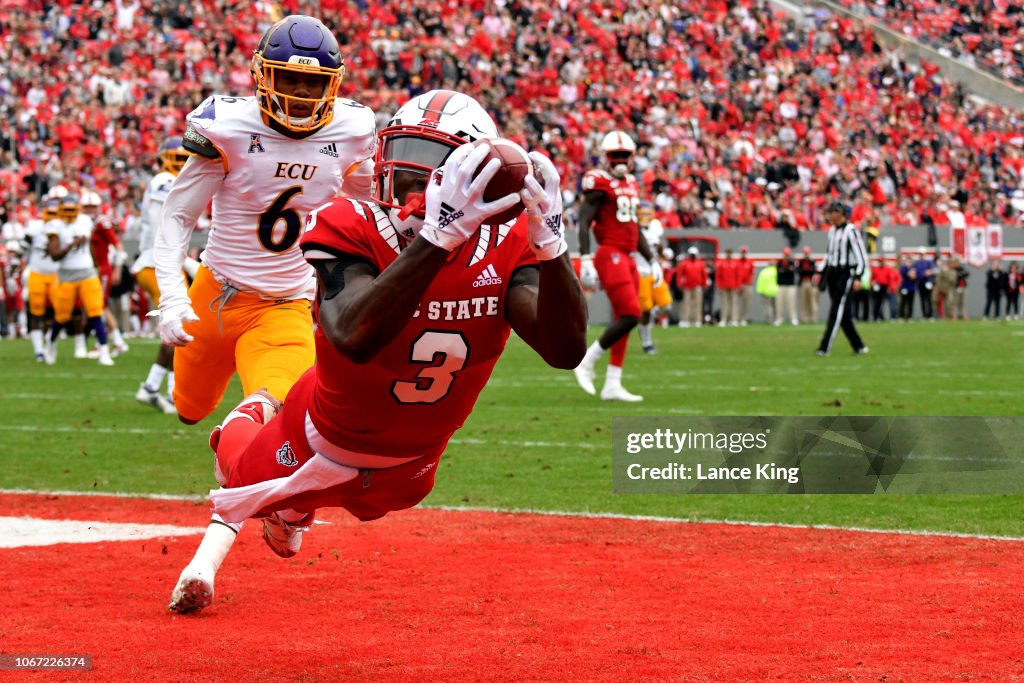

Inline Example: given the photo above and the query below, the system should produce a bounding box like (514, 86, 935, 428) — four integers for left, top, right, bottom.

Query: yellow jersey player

(45, 193, 115, 366)
(154, 14, 376, 424)
(634, 204, 671, 354)
(25, 196, 61, 361)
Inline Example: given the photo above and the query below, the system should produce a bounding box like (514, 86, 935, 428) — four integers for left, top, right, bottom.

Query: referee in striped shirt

(816, 201, 869, 356)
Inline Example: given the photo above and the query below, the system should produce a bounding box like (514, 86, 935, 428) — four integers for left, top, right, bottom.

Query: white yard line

(1, 488, 1020, 543)
(0, 517, 205, 548)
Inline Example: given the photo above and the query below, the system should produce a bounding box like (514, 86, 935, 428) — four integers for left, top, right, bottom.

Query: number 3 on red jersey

(391, 330, 469, 404)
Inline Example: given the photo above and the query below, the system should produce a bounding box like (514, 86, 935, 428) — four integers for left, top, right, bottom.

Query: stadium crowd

(1, 0, 1023, 245)
(840, 0, 1024, 87)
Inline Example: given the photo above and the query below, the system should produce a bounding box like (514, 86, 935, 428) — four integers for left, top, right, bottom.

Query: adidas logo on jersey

(319, 142, 339, 158)
(472, 264, 503, 288)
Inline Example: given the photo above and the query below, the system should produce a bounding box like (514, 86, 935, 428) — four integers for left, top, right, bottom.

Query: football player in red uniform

(168, 90, 587, 614)
(573, 131, 658, 402)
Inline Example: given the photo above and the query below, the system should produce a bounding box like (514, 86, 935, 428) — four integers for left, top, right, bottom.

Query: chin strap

(397, 192, 426, 221)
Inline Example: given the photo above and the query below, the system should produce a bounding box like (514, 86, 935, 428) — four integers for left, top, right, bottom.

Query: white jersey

(167, 94, 376, 301)
(25, 218, 59, 275)
(634, 218, 664, 276)
(50, 215, 97, 277)
(132, 170, 175, 274)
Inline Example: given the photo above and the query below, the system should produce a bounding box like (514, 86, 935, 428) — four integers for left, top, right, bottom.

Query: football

(470, 137, 534, 225)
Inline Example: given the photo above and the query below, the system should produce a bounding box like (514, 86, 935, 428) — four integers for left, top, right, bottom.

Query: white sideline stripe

(1, 489, 1021, 543)
(0, 425, 190, 435)
(0, 517, 206, 548)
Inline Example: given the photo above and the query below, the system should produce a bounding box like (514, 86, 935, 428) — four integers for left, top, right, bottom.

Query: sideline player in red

(573, 131, 658, 402)
(168, 90, 587, 614)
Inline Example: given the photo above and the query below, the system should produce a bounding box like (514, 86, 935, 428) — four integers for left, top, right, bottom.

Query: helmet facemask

(252, 55, 344, 133)
(158, 137, 190, 175)
(251, 16, 345, 134)
(373, 91, 499, 238)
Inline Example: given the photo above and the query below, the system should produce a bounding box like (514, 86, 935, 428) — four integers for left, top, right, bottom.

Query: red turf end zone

(0, 493, 1022, 682)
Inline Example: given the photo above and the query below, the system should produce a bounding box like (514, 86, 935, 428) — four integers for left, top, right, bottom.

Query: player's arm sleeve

(155, 156, 223, 309)
(339, 157, 375, 202)
(182, 124, 223, 161)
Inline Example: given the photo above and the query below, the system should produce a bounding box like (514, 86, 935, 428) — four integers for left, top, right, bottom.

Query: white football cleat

(600, 385, 644, 402)
(573, 362, 597, 396)
(135, 383, 177, 414)
(262, 512, 313, 559)
(97, 345, 115, 366)
(168, 565, 214, 614)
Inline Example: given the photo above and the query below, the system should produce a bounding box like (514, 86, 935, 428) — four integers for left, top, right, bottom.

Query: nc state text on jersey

(412, 296, 501, 321)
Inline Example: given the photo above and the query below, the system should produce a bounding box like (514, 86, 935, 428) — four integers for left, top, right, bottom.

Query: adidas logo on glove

(473, 264, 503, 288)
(436, 202, 465, 229)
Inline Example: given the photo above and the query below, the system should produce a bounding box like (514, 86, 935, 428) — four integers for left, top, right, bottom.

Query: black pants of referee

(817, 270, 866, 354)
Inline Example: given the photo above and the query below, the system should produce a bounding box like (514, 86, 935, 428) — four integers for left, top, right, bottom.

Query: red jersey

(581, 168, 640, 253)
(300, 198, 536, 460)
(90, 218, 121, 273)
(715, 258, 740, 290)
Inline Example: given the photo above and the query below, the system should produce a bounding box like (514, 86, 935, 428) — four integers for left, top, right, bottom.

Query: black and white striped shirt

(825, 222, 868, 278)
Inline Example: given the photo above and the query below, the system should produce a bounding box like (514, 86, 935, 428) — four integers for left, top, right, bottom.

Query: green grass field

(1, 319, 1022, 536)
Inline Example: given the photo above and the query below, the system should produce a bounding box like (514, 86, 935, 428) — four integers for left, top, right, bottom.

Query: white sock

(639, 322, 652, 346)
(605, 364, 623, 389)
(74, 333, 86, 354)
(111, 328, 125, 346)
(30, 329, 43, 355)
(167, 371, 175, 397)
(184, 515, 243, 576)
(144, 364, 168, 393)
(581, 340, 604, 368)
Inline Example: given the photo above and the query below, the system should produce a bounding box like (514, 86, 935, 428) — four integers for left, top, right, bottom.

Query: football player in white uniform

(133, 137, 190, 414)
(154, 14, 377, 424)
(24, 196, 61, 361)
(45, 194, 114, 366)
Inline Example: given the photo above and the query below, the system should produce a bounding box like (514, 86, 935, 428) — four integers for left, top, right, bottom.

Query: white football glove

(579, 255, 599, 289)
(158, 302, 200, 346)
(520, 152, 567, 261)
(419, 143, 522, 252)
(651, 260, 664, 287)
